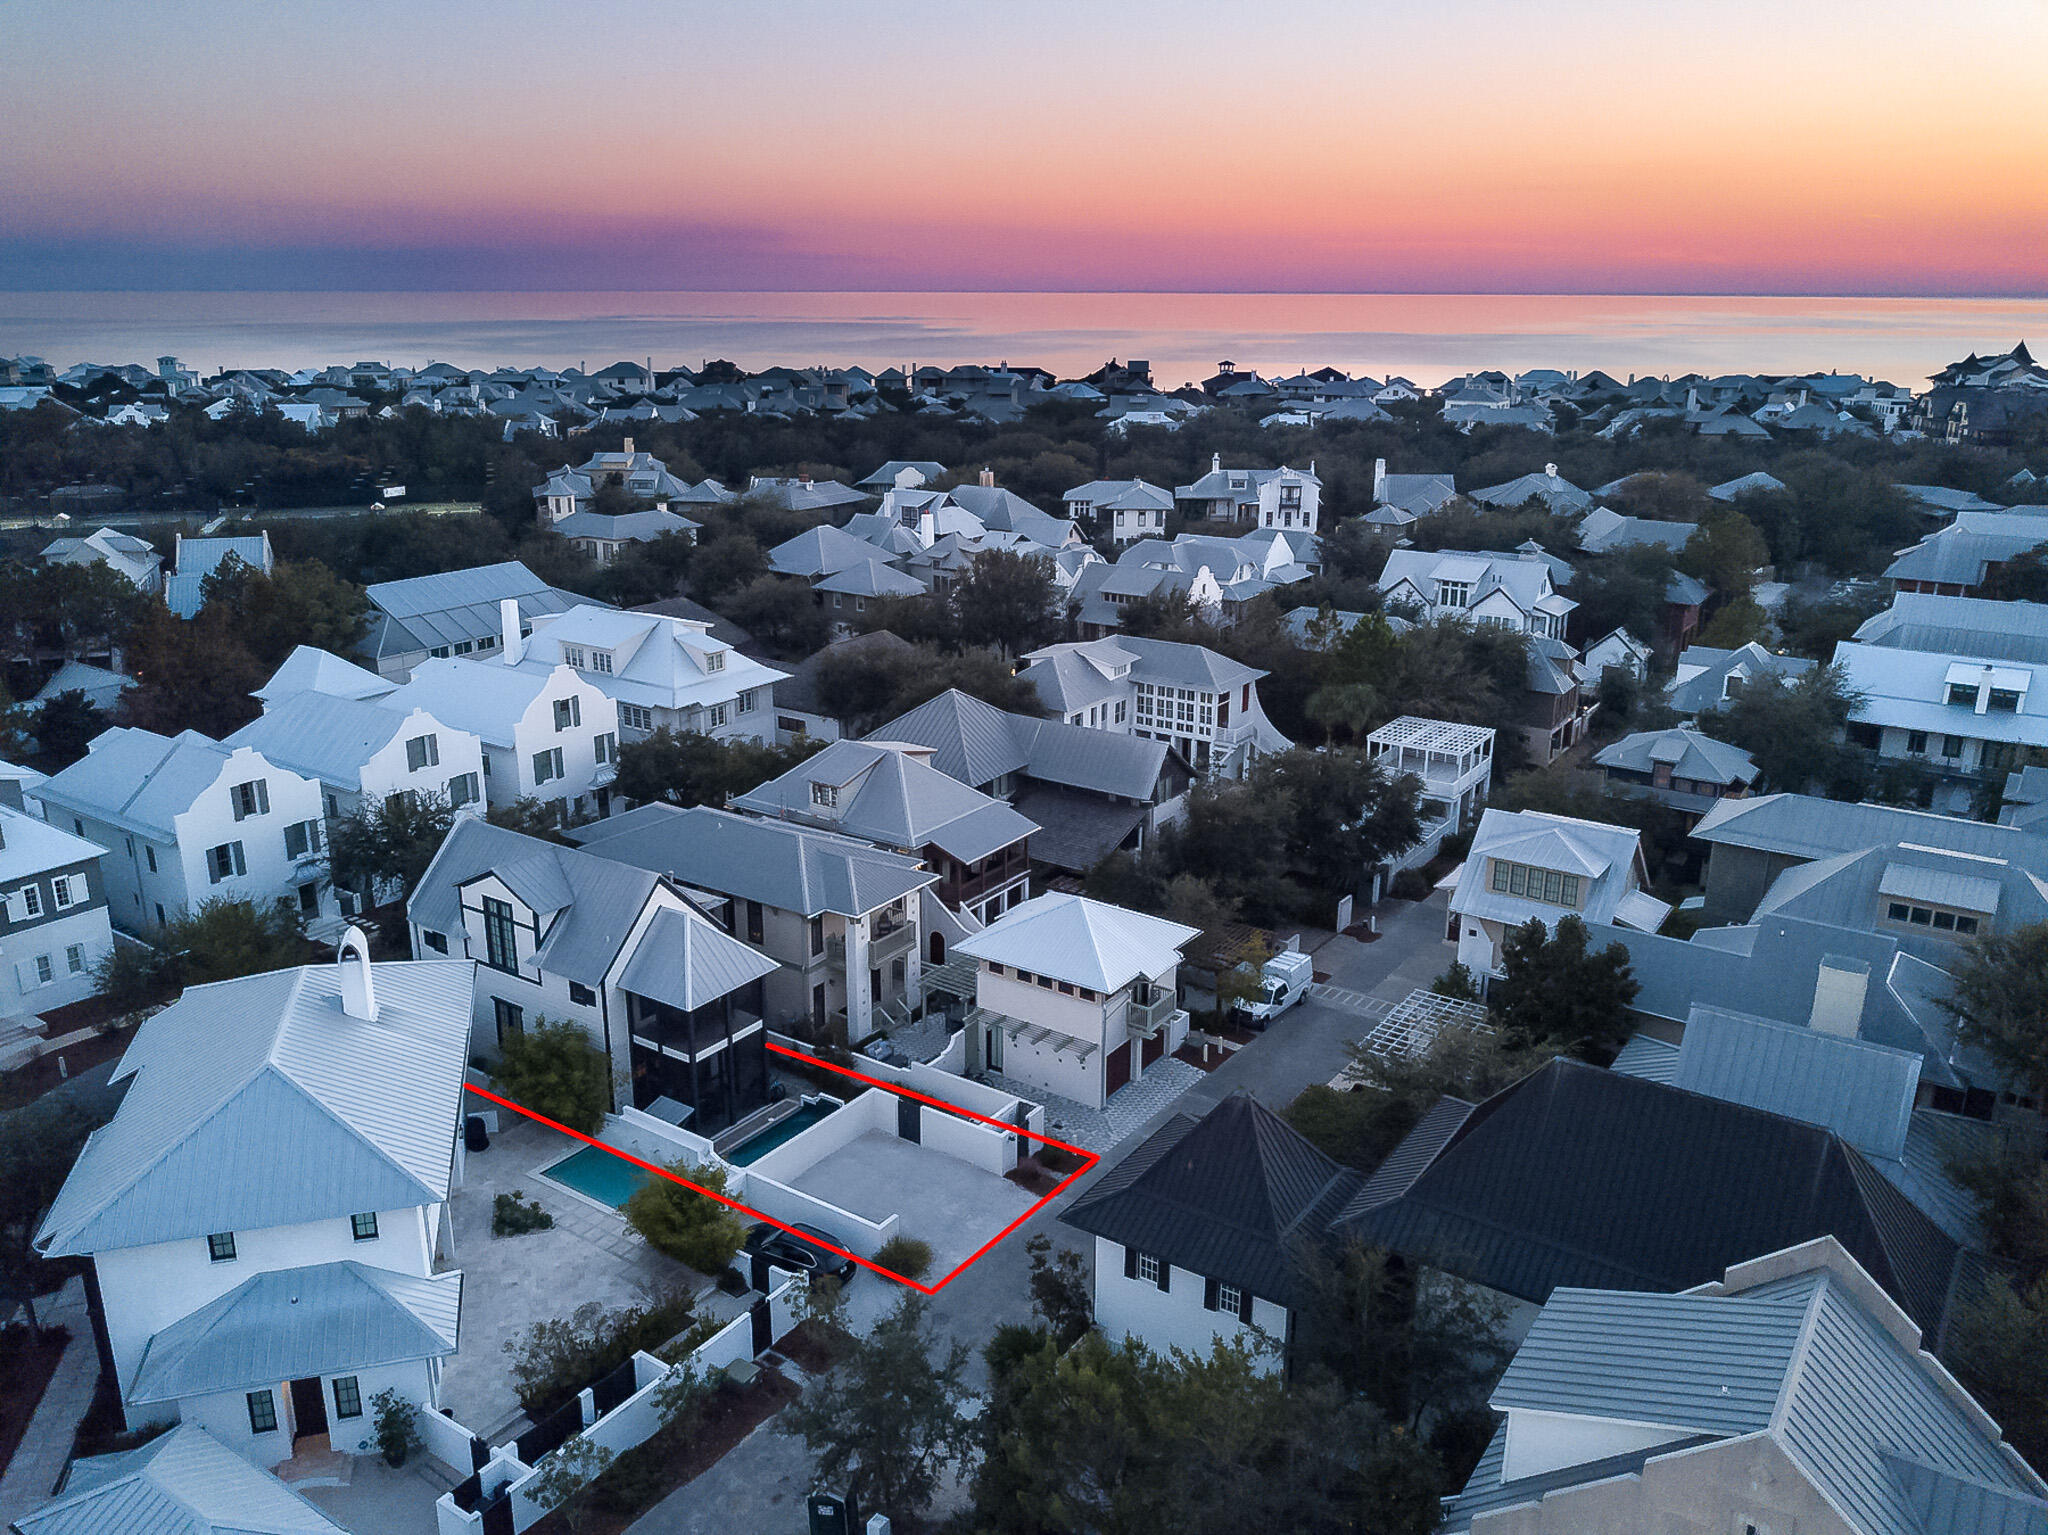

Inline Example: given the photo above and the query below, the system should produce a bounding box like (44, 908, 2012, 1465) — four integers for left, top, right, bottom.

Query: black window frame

(333, 1375, 363, 1419)
(481, 896, 519, 972)
(207, 1230, 237, 1263)
(247, 1388, 278, 1434)
(350, 1211, 379, 1241)
(568, 980, 597, 1006)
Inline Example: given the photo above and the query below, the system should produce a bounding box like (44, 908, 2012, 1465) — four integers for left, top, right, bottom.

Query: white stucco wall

(1090, 1237, 1285, 1373)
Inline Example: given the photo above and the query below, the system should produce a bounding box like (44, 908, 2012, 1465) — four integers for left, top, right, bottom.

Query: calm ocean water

(3, 292, 2044, 389)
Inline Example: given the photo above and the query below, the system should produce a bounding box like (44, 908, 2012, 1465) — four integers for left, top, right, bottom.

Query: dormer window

(1990, 687, 2022, 712)
(561, 645, 585, 669)
(706, 650, 726, 672)
(590, 650, 613, 674)
(811, 781, 838, 808)
(1947, 682, 1980, 707)
(1435, 580, 1471, 609)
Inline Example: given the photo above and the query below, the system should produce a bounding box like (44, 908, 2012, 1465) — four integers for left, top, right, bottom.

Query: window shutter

(1155, 1262, 1170, 1294)
(256, 781, 269, 815)
(232, 842, 246, 877)
(1236, 1289, 1253, 1323)
(1123, 1246, 1138, 1281)
(1203, 1277, 1219, 1312)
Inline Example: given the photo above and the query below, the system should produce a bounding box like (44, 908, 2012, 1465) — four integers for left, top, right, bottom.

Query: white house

(34, 938, 473, 1462)
(1172, 457, 1322, 533)
(1366, 717, 1495, 829)
(1063, 1093, 1341, 1375)
(409, 818, 778, 1130)
(515, 604, 787, 744)
(531, 440, 697, 525)
(1833, 639, 2048, 815)
(1062, 479, 1174, 543)
(228, 687, 487, 825)
(1583, 627, 1651, 681)
(1450, 808, 1669, 977)
(40, 526, 163, 592)
(955, 893, 1196, 1108)
(1018, 636, 1291, 778)
(31, 728, 337, 935)
(1, 801, 115, 1025)
(1376, 547, 1576, 640)
(14, 1421, 349, 1535)
(374, 603, 621, 821)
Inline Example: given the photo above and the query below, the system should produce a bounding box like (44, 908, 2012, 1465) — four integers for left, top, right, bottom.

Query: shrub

(370, 1389, 424, 1467)
(1388, 867, 1433, 901)
(492, 1190, 555, 1236)
(491, 1018, 611, 1135)
(505, 1290, 702, 1418)
(875, 1235, 933, 1280)
(622, 1160, 749, 1274)
(1036, 1144, 1083, 1175)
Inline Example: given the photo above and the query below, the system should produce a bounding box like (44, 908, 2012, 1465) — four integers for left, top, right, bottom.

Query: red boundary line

(466, 1041, 1099, 1295)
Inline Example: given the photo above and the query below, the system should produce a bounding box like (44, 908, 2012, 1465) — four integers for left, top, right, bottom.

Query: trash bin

(464, 1114, 489, 1153)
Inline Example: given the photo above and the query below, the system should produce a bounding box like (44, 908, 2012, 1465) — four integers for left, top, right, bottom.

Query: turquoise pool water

(542, 1143, 654, 1207)
(726, 1102, 836, 1166)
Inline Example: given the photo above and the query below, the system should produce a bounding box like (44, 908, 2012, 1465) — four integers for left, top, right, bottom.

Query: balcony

(822, 915, 916, 973)
(1125, 987, 1178, 1037)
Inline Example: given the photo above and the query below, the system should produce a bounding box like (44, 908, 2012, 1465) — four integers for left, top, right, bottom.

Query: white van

(1232, 947, 1315, 1028)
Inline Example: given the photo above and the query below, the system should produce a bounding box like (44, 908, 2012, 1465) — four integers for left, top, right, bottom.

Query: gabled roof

(1854, 593, 2048, 666)
(569, 804, 935, 919)
(1666, 642, 1816, 716)
(1453, 808, 1647, 926)
(224, 691, 429, 791)
(16, 1422, 345, 1535)
(1468, 468, 1592, 513)
(128, 1260, 461, 1404)
(1593, 726, 1758, 788)
(379, 656, 578, 748)
(1063, 1093, 1361, 1310)
(1337, 1059, 1963, 1338)
(408, 817, 660, 987)
(1692, 791, 2048, 867)
(31, 727, 247, 841)
(955, 892, 1196, 993)
(730, 740, 1035, 865)
(871, 688, 1173, 801)
(1670, 1006, 1921, 1160)
(615, 904, 778, 1014)
(362, 560, 592, 659)
(765, 523, 893, 579)
(37, 957, 473, 1256)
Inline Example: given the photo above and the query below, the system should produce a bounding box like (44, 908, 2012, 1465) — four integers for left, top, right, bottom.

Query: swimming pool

(724, 1101, 837, 1166)
(541, 1143, 655, 1208)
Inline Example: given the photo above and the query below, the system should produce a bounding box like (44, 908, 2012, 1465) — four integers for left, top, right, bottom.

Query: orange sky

(2, 1, 2043, 292)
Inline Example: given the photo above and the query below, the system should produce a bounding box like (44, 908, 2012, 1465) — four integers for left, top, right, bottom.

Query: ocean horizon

(4, 290, 2045, 390)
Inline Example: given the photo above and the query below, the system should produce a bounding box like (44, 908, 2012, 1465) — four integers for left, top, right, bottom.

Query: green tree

(485, 796, 568, 839)
(491, 1017, 611, 1133)
(93, 897, 309, 1015)
(1980, 544, 2048, 603)
(952, 549, 1063, 654)
(1490, 915, 1640, 1058)
(1024, 1233, 1094, 1347)
(0, 1095, 109, 1336)
(621, 1160, 749, 1274)
(779, 1291, 976, 1523)
(120, 603, 266, 738)
(611, 728, 823, 809)
(1677, 510, 1769, 601)
(328, 789, 456, 908)
(690, 533, 767, 600)
(1696, 663, 1865, 796)
(201, 557, 371, 666)
(31, 689, 107, 769)
(721, 574, 830, 655)
(1945, 923, 2048, 1102)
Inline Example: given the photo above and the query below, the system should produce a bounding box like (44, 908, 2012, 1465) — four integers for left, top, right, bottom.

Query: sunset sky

(4, 0, 2044, 295)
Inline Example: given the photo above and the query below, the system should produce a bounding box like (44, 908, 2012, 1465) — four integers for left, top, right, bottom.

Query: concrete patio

(784, 1130, 1035, 1320)
(300, 1454, 458, 1535)
(980, 1056, 1204, 1152)
(440, 1111, 705, 1440)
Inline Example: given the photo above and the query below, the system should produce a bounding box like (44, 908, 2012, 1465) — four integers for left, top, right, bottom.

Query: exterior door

(289, 1376, 328, 1439)
(812, 983, 826, 1031)
(1105, 1041, 1132, 1096)
(929, 931, 946, 964)
(1141, 1031, 1165, 1066)
(897, 1095, 921, 1143)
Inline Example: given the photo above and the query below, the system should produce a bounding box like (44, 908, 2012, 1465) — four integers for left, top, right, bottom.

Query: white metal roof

(955, 893, 1197, 993)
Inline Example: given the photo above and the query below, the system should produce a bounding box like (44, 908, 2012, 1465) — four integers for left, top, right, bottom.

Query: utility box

(808, 1492, 856, 1535)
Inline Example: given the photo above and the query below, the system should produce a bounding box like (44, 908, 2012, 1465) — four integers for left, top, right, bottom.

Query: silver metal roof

(616, 905, 778, 1014)
(128, 1261, 461, 1404)
(17, 1422, 345, 1535)
(1672, 1005, 1920, 1160)
(37, 957, 474, 1256)
(955, 892, 1197, 993)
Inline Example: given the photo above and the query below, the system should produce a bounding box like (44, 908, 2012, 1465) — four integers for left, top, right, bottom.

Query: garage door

(1105, 1041, 1132, 1095)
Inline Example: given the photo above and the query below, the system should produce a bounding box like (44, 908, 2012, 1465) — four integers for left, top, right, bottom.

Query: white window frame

(1136, 1252, 1161, 1284)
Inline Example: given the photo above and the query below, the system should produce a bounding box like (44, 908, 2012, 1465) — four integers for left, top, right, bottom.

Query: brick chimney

(623, 436, 635, 455)
(978, 467, 994, 488)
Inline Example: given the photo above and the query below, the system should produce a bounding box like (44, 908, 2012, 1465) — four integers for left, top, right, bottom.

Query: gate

(591, 1359, 638, 1417)
(897, 1094, 921, 1143)
(751, 1294, 772, 1354)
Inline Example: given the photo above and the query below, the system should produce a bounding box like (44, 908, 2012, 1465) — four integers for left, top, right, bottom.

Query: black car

(743, 1221, 858, 1284)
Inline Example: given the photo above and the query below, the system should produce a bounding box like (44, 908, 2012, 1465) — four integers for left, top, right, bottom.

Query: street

(626, 891, 1455, 1532)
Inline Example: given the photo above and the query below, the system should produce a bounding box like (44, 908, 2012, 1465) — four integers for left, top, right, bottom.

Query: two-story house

(569, 804, 938, 1044)
(32, 729, 336, 935)
(1832, 638, 2048, 815)
(408, 818, 777, 1130)
(1062, 478, 1174, 543)
(1, 801, 114, 1025)
(1064, 1092, 1351, 1375)
(226, 688, 486, 880)
(40, 526, 163, 592)
(1018, 636, 1290, 778)
(1450, 808, 1669, 977)
(1172, 457, 1321, 532)
(1665, 641, 1817, 719)
(1883, 510, 2048, 596)
(954, 892, 1196, 1107)
(1592, 726, 1759, 816)
(515, 603, 787, 745)
(730, 740, 1036, 927)
(34, 937, 472, 1462)
(870, 688, 1193, 876)
(1376, 547, 1576, 640)
(1365, 717, 1495, 830)
(531, 440, 698, 524)
(372, 605, 621, 822)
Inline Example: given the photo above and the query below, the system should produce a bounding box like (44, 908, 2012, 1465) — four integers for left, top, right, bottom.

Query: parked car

(744, 1220, 858, 1283)
(1229, 948, 1315, 1030)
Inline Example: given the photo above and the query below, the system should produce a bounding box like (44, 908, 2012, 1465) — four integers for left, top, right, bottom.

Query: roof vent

(338, 926, 379, 1021)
